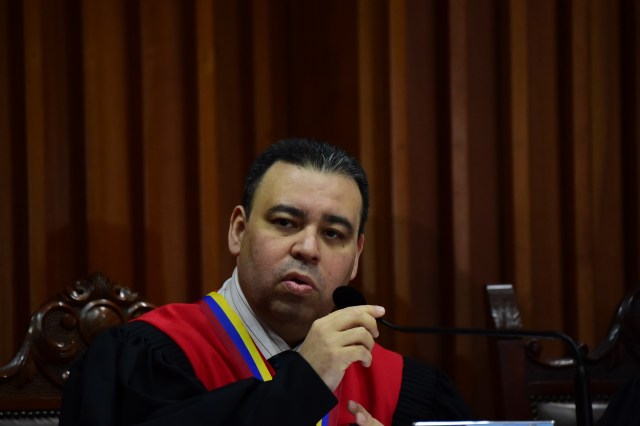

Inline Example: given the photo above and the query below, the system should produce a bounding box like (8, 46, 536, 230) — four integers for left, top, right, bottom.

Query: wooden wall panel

(589, 0, 626, 336)
(0, 0, 18, 365)
(211, 0, 254, 268)
(194, 0, 221, 296)
(287, 1, 360, 150)
(503, 0, 534, 326)
(405, 0, 443, 358)
(562, 0, 596, 343)
(83, 0, 138, 289)
(623, 0, 640, 289)
(388, 0, 410, 339)
(448, 0, 473, 384)
(251, 0, 288, 151)
(138, 0, 196, 303)
(464, 0, 502, 410)
(23, 0, 48, 310)
(528, 0, 564, 332)
(356, 0, 394, 351)
(1, 0, 638, 419)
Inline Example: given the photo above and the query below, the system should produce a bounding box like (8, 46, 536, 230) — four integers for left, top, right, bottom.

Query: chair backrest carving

(484, 284, 640, 426)
(0, 273, 155, 418)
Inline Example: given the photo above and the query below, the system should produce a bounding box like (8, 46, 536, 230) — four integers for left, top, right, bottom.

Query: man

(60, 138, 472, 425)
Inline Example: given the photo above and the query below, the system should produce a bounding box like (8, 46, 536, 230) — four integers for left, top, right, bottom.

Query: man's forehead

(255, 163, 362, 214)
(259, 162, 358, 192)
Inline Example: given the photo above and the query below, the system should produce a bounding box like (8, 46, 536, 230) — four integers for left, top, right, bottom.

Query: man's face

(228, 161, 365, 345)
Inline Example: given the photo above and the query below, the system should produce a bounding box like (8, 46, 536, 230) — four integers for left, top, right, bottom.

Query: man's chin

(272, 306, 315, 324)
(264, 311, 314, 345)
(268, 304, 318, 327)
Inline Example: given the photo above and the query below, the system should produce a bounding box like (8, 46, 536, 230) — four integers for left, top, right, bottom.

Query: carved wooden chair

(484, 283, 640, 426)
(0, 273, 155, 425)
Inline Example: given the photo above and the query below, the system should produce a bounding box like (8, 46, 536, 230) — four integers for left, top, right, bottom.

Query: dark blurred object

(484, 283, 640, 426)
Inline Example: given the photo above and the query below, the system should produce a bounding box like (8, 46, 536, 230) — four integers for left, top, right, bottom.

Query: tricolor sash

(203, 292, 330, 426)
(137, 292, 402, 425)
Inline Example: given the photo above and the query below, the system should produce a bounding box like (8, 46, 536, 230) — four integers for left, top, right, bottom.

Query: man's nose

(291, 229, 320, 263)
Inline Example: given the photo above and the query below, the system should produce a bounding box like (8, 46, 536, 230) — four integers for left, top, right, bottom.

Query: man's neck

(217, 269, 302, 357)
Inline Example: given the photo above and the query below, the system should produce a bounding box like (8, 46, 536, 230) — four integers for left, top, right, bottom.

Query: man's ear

(350, 233, 365, 280)
(228, 206, 247, 256)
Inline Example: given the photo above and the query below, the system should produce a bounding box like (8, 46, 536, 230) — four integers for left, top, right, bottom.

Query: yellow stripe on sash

(207, 292, 272, 381)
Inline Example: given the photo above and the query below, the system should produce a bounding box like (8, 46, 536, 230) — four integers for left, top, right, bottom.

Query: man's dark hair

(242, 137, 369, 235)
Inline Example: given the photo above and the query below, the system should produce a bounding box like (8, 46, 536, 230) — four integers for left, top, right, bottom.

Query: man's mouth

(282, 273, 315, 296)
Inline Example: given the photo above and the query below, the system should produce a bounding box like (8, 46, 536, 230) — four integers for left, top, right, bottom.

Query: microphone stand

(378, 318, 594, 426)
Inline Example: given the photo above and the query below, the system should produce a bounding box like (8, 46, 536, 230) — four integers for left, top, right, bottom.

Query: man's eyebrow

(266, 204, 306, 219)
(265, 205, 355, 234)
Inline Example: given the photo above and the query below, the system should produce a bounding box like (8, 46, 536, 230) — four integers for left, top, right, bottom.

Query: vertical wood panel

(356, 0, 394, 349)
(23, 0, 87, 309)
(194, 0, 221, 294)
(590, 0, 625, 333)
(139, 0, 193, 303)
(23, 0, 48, 309)
(448, 0, 471, 330)
(287, 0, 359, 149)
(506, 0, 534, 324)
(251, 0, 287, 151)
(212, 0, 253, 249)
(467, 0, 501, 297)
(404, 0, 445, 359)
(622, 0, 640, 289)
(0, 0, 16, 364)
(388, 0, 413, 356)
(528, 1, 564, 332)
(466, 0, 501, 414)
(83, 0, 137, 286)
(470, 5, 502, 281)
(0, 0, 29, 364)
(564, 0, 596, 342)
(446, 0, 474, 399)
(53, 0, 87, 292)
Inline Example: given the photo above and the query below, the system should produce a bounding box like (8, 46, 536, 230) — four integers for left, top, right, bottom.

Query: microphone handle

(377, 319, 594, 426)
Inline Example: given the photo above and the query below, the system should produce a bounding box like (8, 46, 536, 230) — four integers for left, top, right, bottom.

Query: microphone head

(333, 286, 367, 309)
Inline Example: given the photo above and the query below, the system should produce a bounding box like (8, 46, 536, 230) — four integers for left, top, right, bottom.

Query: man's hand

(347, 400, 384, 426)
(298, 305, 385, 391)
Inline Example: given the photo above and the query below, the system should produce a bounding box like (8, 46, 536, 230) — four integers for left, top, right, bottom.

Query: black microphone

(332, 286, 594, 426)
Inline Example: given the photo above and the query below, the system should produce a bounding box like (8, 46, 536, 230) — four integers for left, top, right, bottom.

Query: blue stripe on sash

(203, 294, 264, 380)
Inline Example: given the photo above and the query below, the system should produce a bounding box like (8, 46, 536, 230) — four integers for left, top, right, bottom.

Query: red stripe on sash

(135, 301, 274, 390)
(336, 344, 403, 425)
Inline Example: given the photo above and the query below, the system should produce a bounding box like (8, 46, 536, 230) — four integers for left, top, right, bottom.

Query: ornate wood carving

(0, 273, 155, 411)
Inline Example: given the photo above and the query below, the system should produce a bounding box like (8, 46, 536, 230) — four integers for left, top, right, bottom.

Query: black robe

(60, 321, 473, 425)
(596, 372, 640, 426)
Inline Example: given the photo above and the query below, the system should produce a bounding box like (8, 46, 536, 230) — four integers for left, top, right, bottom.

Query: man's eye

(274, 218, 294, 228)
(324, 229, 344, 240)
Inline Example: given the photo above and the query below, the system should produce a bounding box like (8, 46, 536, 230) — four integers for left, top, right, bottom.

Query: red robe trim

(136, 298, 403, 425)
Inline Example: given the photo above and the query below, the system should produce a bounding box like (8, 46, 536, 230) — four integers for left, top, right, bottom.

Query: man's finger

(347, 400, 384, 426)
(328, 305, 385, 337)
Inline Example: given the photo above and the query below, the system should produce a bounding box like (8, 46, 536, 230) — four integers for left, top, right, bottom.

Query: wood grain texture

(0, 0, 638, 419)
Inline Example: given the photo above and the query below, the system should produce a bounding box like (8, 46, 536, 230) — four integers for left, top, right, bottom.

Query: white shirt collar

(217, 268, 301, 358)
